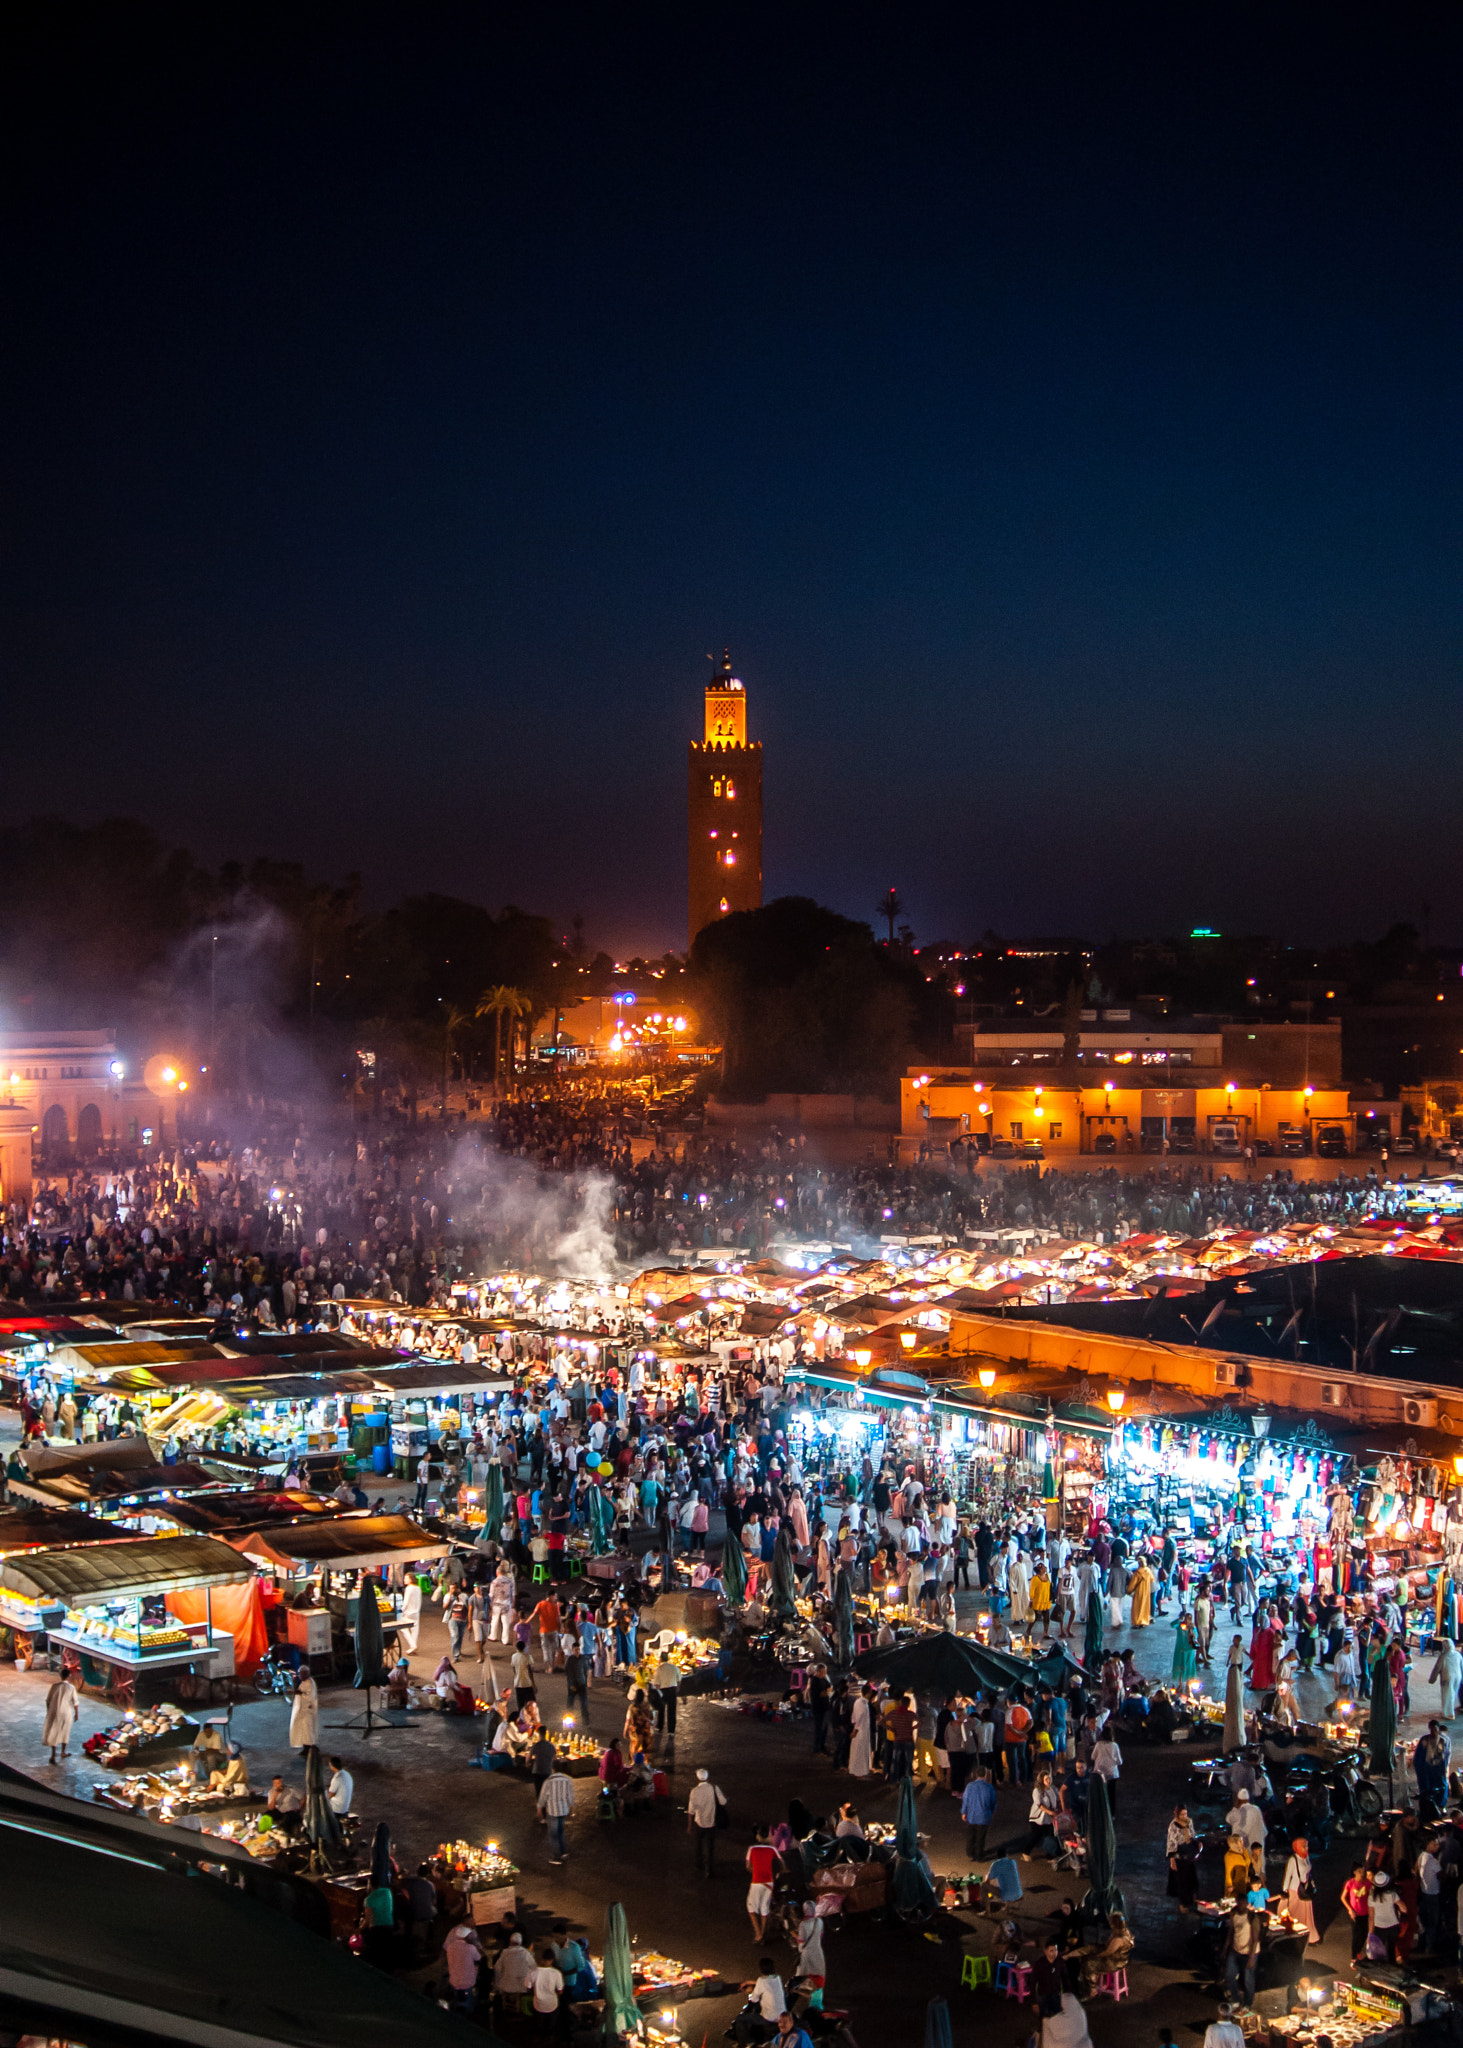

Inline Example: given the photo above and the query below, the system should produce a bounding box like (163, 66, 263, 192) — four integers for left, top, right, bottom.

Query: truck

(1210, 1119, 1242, 1157)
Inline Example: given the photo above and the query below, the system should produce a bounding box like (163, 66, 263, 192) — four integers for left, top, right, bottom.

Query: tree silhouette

(875, 887, 905, 947)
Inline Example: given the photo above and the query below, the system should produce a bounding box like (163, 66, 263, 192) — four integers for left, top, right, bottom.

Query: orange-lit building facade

(901, 1015, 1354, 1154)
(688, 650, 762, 945)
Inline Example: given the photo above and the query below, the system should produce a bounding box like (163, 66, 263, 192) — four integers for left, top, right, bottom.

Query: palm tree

(475, 985, 523, 1094)
(875, 887, 905, 947)
(441, 1003, 473, 1111)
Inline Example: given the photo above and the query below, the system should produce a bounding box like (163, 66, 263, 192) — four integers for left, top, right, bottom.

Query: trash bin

(372, 1444, 391, 1475)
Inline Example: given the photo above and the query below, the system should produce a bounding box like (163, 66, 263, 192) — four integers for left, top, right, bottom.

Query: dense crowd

(0, 1078, 1422, 1314)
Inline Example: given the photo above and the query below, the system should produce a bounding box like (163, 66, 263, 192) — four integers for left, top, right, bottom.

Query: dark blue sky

(5, 10, 1459, 956)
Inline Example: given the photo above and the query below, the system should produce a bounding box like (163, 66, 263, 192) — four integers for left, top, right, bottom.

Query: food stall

(0, 1535, 256, 1705)
(0, 1507, 129, 1662)
(230, 1513, 451, 1670)
(434, 1839, 520, 1925)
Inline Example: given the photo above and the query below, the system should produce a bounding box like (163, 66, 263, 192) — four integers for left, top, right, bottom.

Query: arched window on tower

(725, 780, 735, 798)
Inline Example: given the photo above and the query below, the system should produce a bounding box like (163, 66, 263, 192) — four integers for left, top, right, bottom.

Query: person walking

(651, 1643, 681, 1747)
(564, 1637, 591, 1725)
(687, 1766, 726, 1876)
(536, 1753, 575, 1865)
(42, 1673, 78, 1761)
(961, 1766, 998, 1859)
(1429, 1638, 1461, 1721)
(808, 1663, 832, 1756)
(1090, 1728, 1122, 1817)
(745, 1827, 777, 1941)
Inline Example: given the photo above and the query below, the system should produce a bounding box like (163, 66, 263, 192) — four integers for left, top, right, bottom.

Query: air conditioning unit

(1403, 1397, 1438, 1429)
(1213, 1361, 1239, 1389)
(1320, 1382, 1346, 1408)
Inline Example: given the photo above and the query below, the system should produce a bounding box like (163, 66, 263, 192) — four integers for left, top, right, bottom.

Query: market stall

(0, 1535, 256, 1705)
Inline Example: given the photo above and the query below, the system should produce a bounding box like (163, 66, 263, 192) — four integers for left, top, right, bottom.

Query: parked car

(1018, 1141, 1045, 1161)
(991, 1137, 1017, 1158)
(1280, 1129, 1309, 1155)
(1434, 1139, 1461, 1163)
(1316, 1125, 1348, 1158)
(1391, 1134, 1415, 1154)
(1210, 1119, 1242, 1157)
(1093, 1132, 1118, 1154)
(1254, 1138, 1275, 1156)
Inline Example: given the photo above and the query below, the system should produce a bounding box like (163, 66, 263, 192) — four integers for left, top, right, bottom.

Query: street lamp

(1106, 1386, 1125, 1413)
(977, 1366, 997, 1390)
(1251, 1411, 1271, 1439)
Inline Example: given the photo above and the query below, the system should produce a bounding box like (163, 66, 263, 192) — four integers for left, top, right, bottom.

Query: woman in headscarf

(1166, 1804, 1200, 1915)
(1282, 1836, 1320, 1944)
(1171, 1610, 1198, 1684)
(1128, 1558, 1155, 1629)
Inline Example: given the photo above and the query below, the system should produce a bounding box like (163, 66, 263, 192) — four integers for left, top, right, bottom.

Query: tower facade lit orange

(688, 649, 763, 945)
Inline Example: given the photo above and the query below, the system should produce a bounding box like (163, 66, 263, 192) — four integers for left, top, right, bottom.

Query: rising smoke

(447, 1135, 621, 1280)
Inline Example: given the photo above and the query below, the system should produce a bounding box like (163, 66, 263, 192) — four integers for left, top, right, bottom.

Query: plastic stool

(996, 1962, 1031, 2000)
(1095, 1970, 1128, 2001)
(788, 1667, 807, 1692)
(531, 1563, 550, 1583)
(565, 1558, 584, 1577)
(961, 1954, 992, 1991)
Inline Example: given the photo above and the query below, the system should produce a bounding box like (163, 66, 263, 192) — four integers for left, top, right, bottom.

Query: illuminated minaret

(688, 648, 763, 945)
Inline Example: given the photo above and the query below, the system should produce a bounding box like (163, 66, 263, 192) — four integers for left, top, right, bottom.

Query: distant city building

(687, 649, 762, 946)
(902, 1013, 1353, 1154)
(0, 1032, 183, 1201)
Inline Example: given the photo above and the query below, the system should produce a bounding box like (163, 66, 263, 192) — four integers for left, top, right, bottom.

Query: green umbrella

(720, 1528, 747, 1606)
(354, 1571, 388, 1690)
(890, 1771, 937, 1920)
(601, 1902, 639, 2043)
(1368, 1655, 1397, 1793)
(1082, 1772, 1123, 1923)
(588, 1483, 614, 1556)
(484, 1461, 505, 1536)
(1083, 1588, 1104, 1667)
(302, 1741, 344, 1863)
(770, 1521, 799, 1623)
(924, 1996, 954, 2048)
(832, 1566, 855, 1670)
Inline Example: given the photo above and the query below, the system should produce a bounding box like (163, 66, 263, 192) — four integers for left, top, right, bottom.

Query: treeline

(0, 816, 591, 1102)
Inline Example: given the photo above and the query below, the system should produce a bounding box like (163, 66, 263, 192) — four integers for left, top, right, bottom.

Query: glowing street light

(1106, 1386, 1126, 1413)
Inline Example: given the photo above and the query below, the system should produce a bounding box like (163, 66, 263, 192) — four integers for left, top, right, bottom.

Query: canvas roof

(233, 1513, 448, 1572)
(0, 1534, 255, 1604)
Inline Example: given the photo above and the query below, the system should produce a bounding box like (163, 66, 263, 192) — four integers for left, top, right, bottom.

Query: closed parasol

(1082, 1772, 1123, 1923)
(832, 1566, 855, 1670)
(890, 1773, 936, 1921)
(302, 1741, 343, 1863)
(769, 1522, 799, 1623)
(720, 1527, 747, 1606)
(601, 1901, 639, 2043)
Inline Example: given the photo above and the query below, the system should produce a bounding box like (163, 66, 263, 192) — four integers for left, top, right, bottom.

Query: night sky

(5, 11, 1460, 955)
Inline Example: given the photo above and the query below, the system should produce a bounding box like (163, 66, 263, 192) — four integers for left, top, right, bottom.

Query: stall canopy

(8, 1461, 225, 1509)
(0, 1534, 255, 1606)
(855, 1629, 1080, 1695)
(233, 1513, 449, 1573)
(159, 1489, 351, 1537)
(0, 1508, 122, 1556)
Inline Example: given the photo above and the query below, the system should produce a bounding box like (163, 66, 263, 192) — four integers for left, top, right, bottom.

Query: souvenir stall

(1, 1535, 255, 1704)
(1346, 1450, 1455, 1627)
(1106, 1412, 1341, 1582)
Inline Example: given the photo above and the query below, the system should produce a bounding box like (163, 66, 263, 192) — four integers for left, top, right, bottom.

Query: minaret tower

(688, 648, 763, 945)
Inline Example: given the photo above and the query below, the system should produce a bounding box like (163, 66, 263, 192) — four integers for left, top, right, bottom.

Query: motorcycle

(252, 1646, 300, 1698)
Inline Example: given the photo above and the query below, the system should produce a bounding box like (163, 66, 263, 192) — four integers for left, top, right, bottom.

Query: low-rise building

(902, 1011, 1353, 1154)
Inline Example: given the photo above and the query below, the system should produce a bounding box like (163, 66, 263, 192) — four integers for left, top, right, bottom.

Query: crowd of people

(0, 1072, 1431, 1316)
